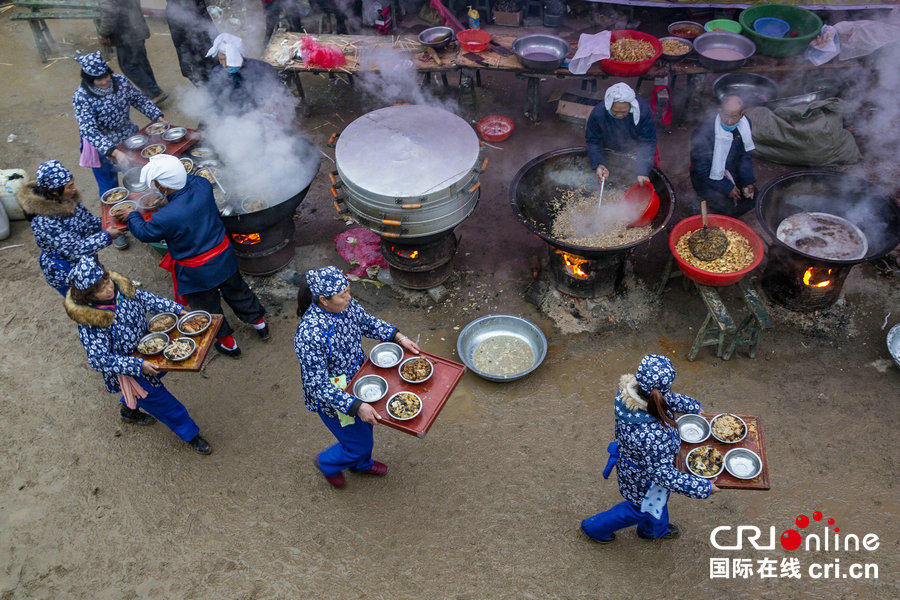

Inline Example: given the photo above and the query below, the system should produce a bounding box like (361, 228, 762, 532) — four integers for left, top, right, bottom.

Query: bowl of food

(659, 36, 693, 61)
(123, 166, 147, 193)
(101, 187, 130, 205)
(686, 445, 724, 478)
(137, 191, 167, 214)
(161, 126, 187, 143)
(140, 143, 166, 159)
(190, 146, 215, 160)
(352, 374, 388, 403)
(676, 414, 711, 444)
(418, 26, 454, 49)
(398, 357, 433, 384)
(668, 21, 704, 39)
(137, 332, 169, 356)
(887, 323, 900, 370)
(194, 167, 217, 185)
(456, 28, 492, 53)
(177, 310, 211, 336)
(124, 134, 149, 150)
(385, 391, 422, 421)
(511, 33, 571, 72)
(599, 30, 662, 77)
(370, 342, 404, 368)
(163, 337, 196, 362)
(710, 413, 748, 443)
(669, 214, 765, 286)
(724, 447, 762, 479)
(456, 314, 547, 382)
(180, 157, 194, 173)
(693, 32, 756, 72)
(147, 312, 178, 334)
(108, 200, 137, 224)
(145, 121, 169, 136)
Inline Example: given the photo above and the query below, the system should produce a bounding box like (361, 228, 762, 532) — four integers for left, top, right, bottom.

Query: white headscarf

(206, 33, 245, 68)
(141, 154, 187, 191)
(604, 82, 640, 126)
(710, 115, 754, 181)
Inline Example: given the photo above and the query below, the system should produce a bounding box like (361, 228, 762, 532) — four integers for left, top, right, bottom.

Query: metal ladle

(689, 200, 729, 261)
(598, 176, 606, 208)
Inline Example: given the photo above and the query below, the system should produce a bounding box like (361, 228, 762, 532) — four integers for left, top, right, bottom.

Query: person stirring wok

(585, 82, 658, 186)
(295, 267, 421, 488)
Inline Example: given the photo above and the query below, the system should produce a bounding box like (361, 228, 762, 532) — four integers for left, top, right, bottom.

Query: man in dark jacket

(689, 95, 756, 217)
(165, 0, 218, 85)
(126, 155, 270, 358)
(585, 83, 657, 186)
(98, 0, 166, 104)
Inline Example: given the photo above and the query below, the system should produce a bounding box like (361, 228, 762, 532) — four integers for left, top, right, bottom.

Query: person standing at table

(97, 0, 168, 104)
(17, 160, 123, 296)
(585, 82, 657, 186)
(125, 154, 270, 358)
(294, 267, 421, 488)
(165, 0, 218, 85)
(262, 0, 305, 47)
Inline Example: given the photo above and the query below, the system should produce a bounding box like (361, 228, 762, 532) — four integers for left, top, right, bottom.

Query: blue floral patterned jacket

(17, 183, 110, 289)
(613, 374, 713, 505)
(72, 75, 163, 156)
(294, 300, 396, 419)
(64, 273, 182, 393)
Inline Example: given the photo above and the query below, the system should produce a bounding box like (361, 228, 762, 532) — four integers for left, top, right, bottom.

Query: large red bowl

(457, 29, 492, 52)
(600, 30, 663, 77)
(668, 214, 765, 287)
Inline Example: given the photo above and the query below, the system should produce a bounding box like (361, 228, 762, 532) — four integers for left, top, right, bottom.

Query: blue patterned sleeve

(666, 392, 700, 414)
(77, 204, 104, 233)
(295, 328, 357, 414)
(135, 288, 182, 315)
(79, 325, 143, 379)
(73, 90, 116, 156)
(121, 76, 163, 121)
(350, 301, 397, 342)
(638, 431, 712, 499)
(33, 216, 111, 261)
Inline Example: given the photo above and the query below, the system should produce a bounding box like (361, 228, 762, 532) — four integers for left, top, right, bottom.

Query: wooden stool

(690, 283, 736, 361)
(723, 279, 774, 360)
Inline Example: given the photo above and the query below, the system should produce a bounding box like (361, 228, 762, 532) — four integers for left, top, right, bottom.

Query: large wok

(509, 147, 675, 259)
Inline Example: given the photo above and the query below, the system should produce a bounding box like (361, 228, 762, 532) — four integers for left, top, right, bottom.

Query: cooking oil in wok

(473, 336, 535, 377)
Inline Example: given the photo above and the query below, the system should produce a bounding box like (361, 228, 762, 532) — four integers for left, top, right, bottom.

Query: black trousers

(166, 0, 217, 85)
(183, 271, 266, 339)
(695, 194, 756, 219)
(116, 41, 162, 98)
(263, 0, 304, 46)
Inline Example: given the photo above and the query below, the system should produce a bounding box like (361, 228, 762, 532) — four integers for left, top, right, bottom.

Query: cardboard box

(493, 10, 523, 27)
(552, 86, 603, 127)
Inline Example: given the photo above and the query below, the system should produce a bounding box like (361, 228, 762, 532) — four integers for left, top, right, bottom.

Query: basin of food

(775, 212, 868, 261)
(108, 200, 137, 224)
(370, 342, 404, 368)
(599, 30, 662, 77)
(686, 445, 724, 478)
(753, 17, 790, 38)
(145, 121, 169, 136)
(180, 157, 194, 173)
(137, 191, 167, 214)
(352, 374, 388, 403)
(677, 414, 711, 443)
(669, 214, 765, 286)
(137, 332, 169, 356)
(710, 413, 748, 443)
(163, 337, 196, 362)
(148, 312, 178, 334)
(693, 32, 756, 72)
(668, 21, 703, 39)
(659, 37, 693, 61)
(456, 314, 546, 382)
(512, 34, 571, 72)
(101, 187, 129, 205)
(140, 143, 166, 159)
(418, 26, 454, 49)
(177, 310, 211, 336)
(398, 357, 433, 384)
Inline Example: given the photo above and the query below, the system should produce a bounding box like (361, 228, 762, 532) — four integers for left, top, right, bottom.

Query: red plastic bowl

(456, 29, 492, 53)
(668, 214, 765, 287)
(600, 30, 663, 77)
(476, 115, 514, 142)
(624, 181, 660, 227)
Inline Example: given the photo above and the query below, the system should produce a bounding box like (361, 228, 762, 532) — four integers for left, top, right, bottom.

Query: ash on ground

(765, 295, 857, 340)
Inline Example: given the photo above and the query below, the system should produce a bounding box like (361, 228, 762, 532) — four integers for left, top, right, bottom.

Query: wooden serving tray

(134, 314, 223, 372)
(347, 350, 466, 438)
(676, 413, 770, 490)
(116, 125, 201, 166)
(100, 191, 153, 230)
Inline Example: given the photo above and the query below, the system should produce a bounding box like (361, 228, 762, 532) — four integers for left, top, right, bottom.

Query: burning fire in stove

(556, 250, 590, 279)
(232, 233, 261, 245)
(802, 267, 832, 288)
(390, 246, 419, 259)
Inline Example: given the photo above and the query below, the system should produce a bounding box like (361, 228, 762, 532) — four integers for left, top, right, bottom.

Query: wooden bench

(12, 0, 101, 63)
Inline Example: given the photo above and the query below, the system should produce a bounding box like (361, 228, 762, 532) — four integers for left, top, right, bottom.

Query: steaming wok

(509, 148, 675, 259)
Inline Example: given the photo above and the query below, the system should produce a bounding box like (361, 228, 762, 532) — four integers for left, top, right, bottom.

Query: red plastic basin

(668, 214, 765, 287)
(600, 30, 663, 77)
(476, 115, 514, 142)
(624, 181, 660, 227)
(457, 29, 492, 53)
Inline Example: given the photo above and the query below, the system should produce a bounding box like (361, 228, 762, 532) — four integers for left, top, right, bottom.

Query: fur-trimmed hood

(64, 272, 136, 328)
(17, 181, 82, 218)
(619, 373, 647, 412)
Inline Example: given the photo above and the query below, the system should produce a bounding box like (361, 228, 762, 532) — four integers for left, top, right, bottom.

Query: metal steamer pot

(332, 105, 484, 240)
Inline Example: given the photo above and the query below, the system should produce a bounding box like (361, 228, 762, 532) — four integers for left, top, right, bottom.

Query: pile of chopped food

(712, 414, 745, 442)
(164, 339, 194, 361)
(179, 314, 209, 334)
(550, 187, 652, 247)
(610, 38, 656, 62)
(661, 39, 690, 55)
(137, 336, 167, 355)
(388, 393, 421, 419)
(109, 202, 136, 220)
(688, 445, 723, 477)
(148, 314, 176, 332)
(400, 358, 432, 381)
(675, 229, 755, 272)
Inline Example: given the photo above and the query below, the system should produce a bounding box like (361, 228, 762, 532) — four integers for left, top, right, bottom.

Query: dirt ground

(1, 4, 898, 599)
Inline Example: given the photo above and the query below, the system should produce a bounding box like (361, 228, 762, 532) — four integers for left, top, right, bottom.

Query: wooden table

(134, 314, 223, 372)
(347, 350, 466, 438)
(676, 413, 771, 491)
(12, 0, 101, 63)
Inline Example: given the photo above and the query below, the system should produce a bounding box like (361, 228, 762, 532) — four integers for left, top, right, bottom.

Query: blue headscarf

(306, 266, 348, 298)
(635, 354, 676, 394)
(74, 51, 109, 77)
(68, 256, 105, 290)
(35, 160, 73, 189)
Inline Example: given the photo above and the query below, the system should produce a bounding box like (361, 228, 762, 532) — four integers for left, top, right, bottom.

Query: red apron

(159, 235, 230, 306)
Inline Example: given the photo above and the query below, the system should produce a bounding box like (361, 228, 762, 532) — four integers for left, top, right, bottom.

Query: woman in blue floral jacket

(64, 257, 211, 454)
(581, 355, 720, 543)
(294, 266, 420, 488)
(17, 161, 122, 295)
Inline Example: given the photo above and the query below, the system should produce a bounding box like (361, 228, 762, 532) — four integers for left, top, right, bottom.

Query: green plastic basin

(739, 4, 822, 57)
(705, 19, 742, 34)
